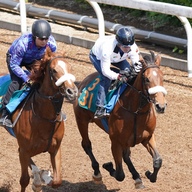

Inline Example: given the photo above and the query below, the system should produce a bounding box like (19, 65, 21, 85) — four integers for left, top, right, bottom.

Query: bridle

(118, 64, 160, 114)
(31, 56, 75, 122)
(116, 64, 163, 147)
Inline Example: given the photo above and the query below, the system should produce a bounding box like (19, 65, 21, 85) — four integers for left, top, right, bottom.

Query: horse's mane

(29, 47, 65, 84)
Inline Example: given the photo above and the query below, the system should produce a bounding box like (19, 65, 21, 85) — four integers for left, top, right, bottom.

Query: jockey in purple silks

(0, 19, 57, 127)
(89, 26, 142, 119)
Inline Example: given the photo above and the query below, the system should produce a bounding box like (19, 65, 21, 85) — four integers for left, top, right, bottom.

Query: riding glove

(117, 74, 127, 83)
(134, 61, 142, 73)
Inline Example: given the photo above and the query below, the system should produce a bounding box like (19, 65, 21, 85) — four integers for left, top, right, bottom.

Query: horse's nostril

(155, 103, 166, 113)
(66, 88, 73, 95)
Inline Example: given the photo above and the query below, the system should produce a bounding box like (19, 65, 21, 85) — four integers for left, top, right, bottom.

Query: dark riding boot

(94, 106, 110, 119)
(0, 108, 13, 127)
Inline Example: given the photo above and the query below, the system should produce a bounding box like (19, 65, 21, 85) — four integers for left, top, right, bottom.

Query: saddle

(78, 67, 137, 113)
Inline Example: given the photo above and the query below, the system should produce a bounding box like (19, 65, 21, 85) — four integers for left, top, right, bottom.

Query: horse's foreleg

(142, 134, 162, 183)
(123, 148, 145, 189)
(50, 146, 62, 188)
(19, 151, 30, 192)
(103, 141, 125, 182)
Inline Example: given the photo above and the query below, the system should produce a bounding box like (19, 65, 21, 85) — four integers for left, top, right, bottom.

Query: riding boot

(0, 108, 13, 127)
(94, 106, 110, 119)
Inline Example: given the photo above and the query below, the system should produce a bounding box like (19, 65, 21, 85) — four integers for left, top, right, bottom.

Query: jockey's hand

(134, 61, 142, 73)
(117, 74, 127, 84)
(25, 79, 33, 87)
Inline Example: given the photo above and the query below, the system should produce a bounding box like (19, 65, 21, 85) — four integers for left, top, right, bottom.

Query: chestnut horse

(73, 51, 167, 189)
(0, 47, 78, 192)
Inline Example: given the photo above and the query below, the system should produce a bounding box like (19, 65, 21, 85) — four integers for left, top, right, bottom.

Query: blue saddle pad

(0, 74, 30, 114)
(78, 76, 127, 113)
(0, 74, 11, 96)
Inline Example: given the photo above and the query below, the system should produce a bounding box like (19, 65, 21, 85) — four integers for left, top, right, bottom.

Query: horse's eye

(145, 78, 150, 84)
(52, 69, 57, 73)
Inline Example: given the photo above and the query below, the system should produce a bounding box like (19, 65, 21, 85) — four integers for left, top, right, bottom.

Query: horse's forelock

(143, 51, 156, 66)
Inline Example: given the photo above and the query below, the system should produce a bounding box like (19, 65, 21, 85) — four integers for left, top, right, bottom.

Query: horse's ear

(139, 54, 147, 68)
(155, 53, 161, 66)
(139, 54, 144, 64)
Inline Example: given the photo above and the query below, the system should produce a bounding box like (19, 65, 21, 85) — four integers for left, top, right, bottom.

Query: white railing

(87, 0, 192, 77)
(19, 0, 26, 34)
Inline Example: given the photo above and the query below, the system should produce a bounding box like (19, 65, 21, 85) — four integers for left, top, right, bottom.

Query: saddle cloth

(78, 76, 127, 113)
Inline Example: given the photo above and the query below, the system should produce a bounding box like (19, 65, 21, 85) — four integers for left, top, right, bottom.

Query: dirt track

(0, 29, 192, 192)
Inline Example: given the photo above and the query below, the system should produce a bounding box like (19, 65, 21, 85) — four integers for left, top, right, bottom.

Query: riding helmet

(32, 19, 51, 39)
(116, 27, 135, 46)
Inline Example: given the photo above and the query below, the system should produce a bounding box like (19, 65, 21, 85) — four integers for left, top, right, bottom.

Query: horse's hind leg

(142, 134, 162, 183)
(81, 128, 102, 182)
(75, 112, 102, 182)
(19, 151, 30, 192)
(123, 148, 145, 189)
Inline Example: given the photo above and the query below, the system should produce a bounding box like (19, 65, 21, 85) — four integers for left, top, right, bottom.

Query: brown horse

(73, 51, 167, 189)
(0, 47, 78, 192)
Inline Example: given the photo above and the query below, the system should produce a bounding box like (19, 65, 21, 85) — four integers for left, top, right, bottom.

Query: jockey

(0, 19, 57, 127)
(89, 26, 142, 119)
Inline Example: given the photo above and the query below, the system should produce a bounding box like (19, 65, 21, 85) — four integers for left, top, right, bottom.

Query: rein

(118, 64, 160, 147)
(117, 83, 151, 115)
(31, 91, 64, 123)
(118, 64, 160, 113)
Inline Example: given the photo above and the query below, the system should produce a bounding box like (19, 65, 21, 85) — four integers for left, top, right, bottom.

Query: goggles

(118, 43, 131, 48)
(37, 37, 49, 41)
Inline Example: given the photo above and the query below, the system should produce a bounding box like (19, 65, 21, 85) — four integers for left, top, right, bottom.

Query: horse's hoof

(135, 178, 145, 189)
(32, 183, 42, 192)
(92, 173, 103, 184)
(102, 162, 113, 171)
(145, 170, 151, 179)
(40, 170, 53, 185)
(145, 170, 156, 183)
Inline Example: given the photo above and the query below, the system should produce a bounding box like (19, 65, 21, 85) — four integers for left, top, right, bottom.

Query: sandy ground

(0, 27, 192, 192)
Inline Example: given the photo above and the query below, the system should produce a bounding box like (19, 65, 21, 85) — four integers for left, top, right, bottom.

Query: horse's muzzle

(155, 102, 167, 113)
(65, 87, 78, 101)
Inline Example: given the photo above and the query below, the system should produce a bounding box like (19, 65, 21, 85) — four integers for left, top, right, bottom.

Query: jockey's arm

(100, 56, 119, 80)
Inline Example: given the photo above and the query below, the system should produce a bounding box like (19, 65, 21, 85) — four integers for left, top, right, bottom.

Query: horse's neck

(121, 74, 150, 112)
(33, 79, 61, 120)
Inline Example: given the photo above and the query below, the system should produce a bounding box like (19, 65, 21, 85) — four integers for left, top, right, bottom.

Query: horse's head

(139, 51, 167, 113)
(30, 47, 78, 101)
